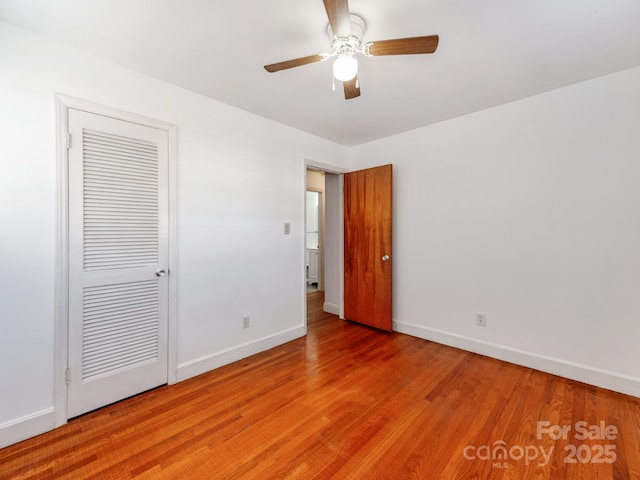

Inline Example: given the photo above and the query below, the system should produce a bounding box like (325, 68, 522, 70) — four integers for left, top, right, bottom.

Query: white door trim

(54, 95, 178, 427)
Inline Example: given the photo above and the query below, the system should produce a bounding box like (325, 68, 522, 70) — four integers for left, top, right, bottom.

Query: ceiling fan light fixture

(263, 5, 438, 101)
(333, 53, 358, 81)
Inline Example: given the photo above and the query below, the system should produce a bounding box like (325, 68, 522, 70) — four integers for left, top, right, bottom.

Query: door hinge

(65, 132, 71, 149)
(65, 367, 70, 385)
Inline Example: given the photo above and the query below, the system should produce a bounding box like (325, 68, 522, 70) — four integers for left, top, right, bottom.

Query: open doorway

(305, 166, 343, 322)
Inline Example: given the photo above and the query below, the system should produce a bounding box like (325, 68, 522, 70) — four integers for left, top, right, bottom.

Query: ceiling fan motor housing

(327, 13, 366, 55)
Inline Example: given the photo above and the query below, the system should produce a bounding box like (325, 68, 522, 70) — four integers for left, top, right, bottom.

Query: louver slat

(82, 280, 159, 380)
(83, 129, 159, 271)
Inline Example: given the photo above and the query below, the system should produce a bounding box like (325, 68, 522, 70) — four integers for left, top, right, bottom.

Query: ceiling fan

(264, 0, 439, 100)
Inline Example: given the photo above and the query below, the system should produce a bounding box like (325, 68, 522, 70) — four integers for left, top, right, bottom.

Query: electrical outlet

(476, 313, 487, 327)
(243, 315, 250, 329)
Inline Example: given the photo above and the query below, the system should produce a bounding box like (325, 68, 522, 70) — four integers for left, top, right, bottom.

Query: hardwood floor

(1, 291, 639, 479)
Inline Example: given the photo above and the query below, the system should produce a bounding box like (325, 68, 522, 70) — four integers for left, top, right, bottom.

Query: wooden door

(344, 164, 393, 331)
(67, 108, 169, 418)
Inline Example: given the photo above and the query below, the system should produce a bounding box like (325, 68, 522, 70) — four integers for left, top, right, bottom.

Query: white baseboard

(323, 302, 340, 315)
(177, 325, 306, 382)
(395, 320, 640, 398)
(0, 408, 55, 449)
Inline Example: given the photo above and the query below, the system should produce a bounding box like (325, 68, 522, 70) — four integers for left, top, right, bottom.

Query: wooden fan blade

(367, 35, 439, 56)
(343, 76, 360, 99)
(264, 54, 325, 73)
(323, 0, 351, 38)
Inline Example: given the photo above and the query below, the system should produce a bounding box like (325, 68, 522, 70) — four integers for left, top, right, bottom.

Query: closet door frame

(54, 95, 178, 427)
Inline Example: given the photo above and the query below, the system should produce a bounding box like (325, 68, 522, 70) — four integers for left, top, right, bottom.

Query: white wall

(0, 21, 348, 447)
(323, 173, 342, 316)
(350, 66, 640, 397)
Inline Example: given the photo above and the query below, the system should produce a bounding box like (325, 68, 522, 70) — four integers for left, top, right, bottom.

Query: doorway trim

(304, 160, 347, 328)
(54, 95, 178, 427)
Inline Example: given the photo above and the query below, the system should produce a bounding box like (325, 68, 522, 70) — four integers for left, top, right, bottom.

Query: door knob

(155, 269, 167, 277)
(382, 255, 391, 262)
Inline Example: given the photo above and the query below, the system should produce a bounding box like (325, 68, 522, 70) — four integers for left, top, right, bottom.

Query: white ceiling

(2, 0, 640, 146)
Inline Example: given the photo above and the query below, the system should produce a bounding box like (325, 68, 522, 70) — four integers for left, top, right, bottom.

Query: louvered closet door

(68, 109, 169, 418)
